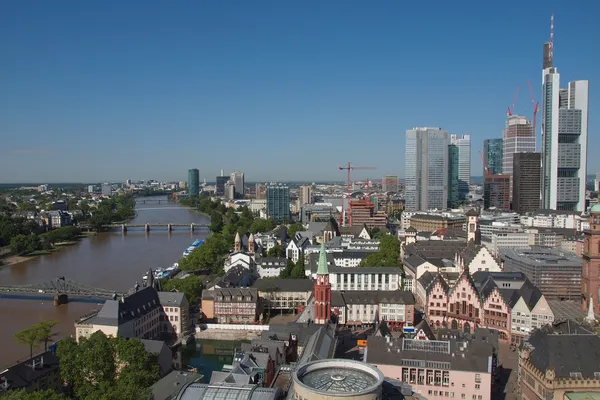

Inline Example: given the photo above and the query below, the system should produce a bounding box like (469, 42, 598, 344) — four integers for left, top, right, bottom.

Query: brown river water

(0, 196, 209, 368)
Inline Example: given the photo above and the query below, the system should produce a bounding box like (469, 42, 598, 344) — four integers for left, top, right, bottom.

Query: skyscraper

(187, 169, 200, 197)
(541, 22, 589, 211)
(215, 176, 228, 196)
(230, 171, 245, 198)
(381, 175, 399, 193)
(298, 185, 312, 206)
(512, 152, 541, 213)
(266, 184, 290, 222)
(450, 134, 471, 200)
(405, 127, 449, 211)
(483, 139, 503, 175)
(448, 144, 459, 208)
(502, 115, 535, 200)
(484, 175, 511, 210)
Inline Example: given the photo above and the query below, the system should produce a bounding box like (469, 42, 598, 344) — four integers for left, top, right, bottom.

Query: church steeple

(314, 241, 331, 324)
(234, 232, 241, 252)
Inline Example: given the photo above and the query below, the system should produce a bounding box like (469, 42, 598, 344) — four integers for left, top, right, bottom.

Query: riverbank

(1, 255, 35, 267)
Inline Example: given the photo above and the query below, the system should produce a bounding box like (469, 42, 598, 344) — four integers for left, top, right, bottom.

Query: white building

(541, 35, 589, 212)
(450, 134, 471, 200)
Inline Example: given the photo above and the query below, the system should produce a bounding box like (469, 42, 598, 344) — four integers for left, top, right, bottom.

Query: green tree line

(87, 195, 136, 230)
(359, 235, 403, 268)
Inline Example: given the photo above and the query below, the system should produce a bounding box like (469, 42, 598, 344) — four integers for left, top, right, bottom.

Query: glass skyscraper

(187, 168, 200, 197)
(405, 127, 449, 211)
(448, 144, 459, 208)
(483, 139, 503, 175)
(266, 184, 290, 223)
(450, 134, 471, 201)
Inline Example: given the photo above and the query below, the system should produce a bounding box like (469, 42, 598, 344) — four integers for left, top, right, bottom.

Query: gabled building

(202, 288, 262, 324)
(285, 236, 310, 263)
(331, 290, 415, 329)
(455, 243, 502, 274)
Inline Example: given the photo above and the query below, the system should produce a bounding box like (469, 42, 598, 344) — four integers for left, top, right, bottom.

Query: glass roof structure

(300, 367, 378, 393)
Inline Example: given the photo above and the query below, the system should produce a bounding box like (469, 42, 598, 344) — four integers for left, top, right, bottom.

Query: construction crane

(338, 162, 376, 227)
(507, 86, 520, 116)
(527, 80, 540, 135)
(479, 151, 491, 177)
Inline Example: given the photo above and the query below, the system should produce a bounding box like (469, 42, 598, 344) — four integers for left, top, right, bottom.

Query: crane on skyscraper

(507, 86, 519, 116)
(527, 80, 540, 135)
(479, 151, 491, 177)
(338, 162, 376, 227)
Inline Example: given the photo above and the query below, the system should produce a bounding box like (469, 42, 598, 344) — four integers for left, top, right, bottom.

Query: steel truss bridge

(0, 277, 122, 300)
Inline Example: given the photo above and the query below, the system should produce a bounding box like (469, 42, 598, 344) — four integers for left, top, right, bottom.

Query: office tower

(541, 19, 589, 211)
(448, 145, 459, 208)
(224, 181, 235, 200)
(266, 184, 290, 222)
(88, 185, 95, 193)
(298, 185, 312, 206)
(405, 127, 449, 211)
(216, 176, 228, 196)
(450, 134, 471, 200)
(230, 171, 245, 198)
(484, 175, 511, 210)
(512, 152, 542, 213)
(483, 139, 503, 175)
(382, 175, 399, 193)
(187, 169, 200, 197)
(502, 115, 535, 200)
(255, 183, 266, 200)
(596, 172, 600, 192)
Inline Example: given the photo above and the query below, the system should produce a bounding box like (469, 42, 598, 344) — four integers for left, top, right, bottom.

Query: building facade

(230, 171, 245, 198)
(216, 175, 228, 196)
(405, 127, 449, 211)
(266, 184, 290, 223)
(483, 138, 503, 175)
(314, 242, 332, 325)
(450, 134, 471, 201)
(581, 203, 600, 314)
(298, 185, 312, 206)
(512, 152, 541, 213)
(448, 144, 460, 208)
(188, 169, 200, 197)
(484, 175, 511, 210)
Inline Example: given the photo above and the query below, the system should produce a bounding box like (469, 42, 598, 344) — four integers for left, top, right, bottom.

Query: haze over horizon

(1, 1, 598, 184)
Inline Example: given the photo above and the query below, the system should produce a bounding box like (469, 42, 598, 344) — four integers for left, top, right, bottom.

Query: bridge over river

(0, 277, 125, 306)
(81, 222, 210, 232)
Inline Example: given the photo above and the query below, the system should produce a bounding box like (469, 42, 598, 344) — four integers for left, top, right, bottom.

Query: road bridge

(114, 223, 209, 233)
(135, 199, 170, 204)
(0, 277, 124, 306)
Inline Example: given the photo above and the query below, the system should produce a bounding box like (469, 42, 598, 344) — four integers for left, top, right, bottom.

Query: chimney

(120, 296, 125, 303)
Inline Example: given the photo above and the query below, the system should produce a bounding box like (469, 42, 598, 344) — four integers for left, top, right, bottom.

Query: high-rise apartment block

(405, 127, 448, 211)
(381, 175, 399, 193)
(541, 30, 589, 211)
(512, 152, 541, 213)
(187, 169, 200, 197)
(483, 139, 503, 175)
(266, 184, 290, 223)
(450, 134, 471, 200)
(502, 115, 535, 200)
(484, 175, 510, 210)
(448, 144, 459, 208)
(255, 183, 266, 200)
(298, 185, 312, 206)
(230, 171, 245, 198)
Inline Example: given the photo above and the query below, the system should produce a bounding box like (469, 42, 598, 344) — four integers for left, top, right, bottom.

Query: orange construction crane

(507, 86, 520, 116)
(338, 162, 376, 227)
(527, 80, 540, 135)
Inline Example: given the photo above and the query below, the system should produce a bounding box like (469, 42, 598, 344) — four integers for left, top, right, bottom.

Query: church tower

(314, 241, 331, 325)
(465, 209, 481, 245)
(234, 232, 241, 253)
(248, 233, 255, 254)
(582, 204, 600, 315)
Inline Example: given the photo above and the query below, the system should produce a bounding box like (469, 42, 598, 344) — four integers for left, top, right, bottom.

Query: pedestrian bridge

(111, 223, 210, 232)
(0, 277, 123, 305)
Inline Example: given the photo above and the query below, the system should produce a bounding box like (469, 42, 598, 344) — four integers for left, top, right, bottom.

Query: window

(475, 384, 480, 390)
(461, 395, 465, 399)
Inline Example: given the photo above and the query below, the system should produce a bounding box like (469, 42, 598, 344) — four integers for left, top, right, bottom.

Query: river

(0, 196, 209, 368)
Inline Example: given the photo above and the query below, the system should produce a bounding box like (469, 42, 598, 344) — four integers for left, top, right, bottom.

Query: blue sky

(1, 0, 598, 183)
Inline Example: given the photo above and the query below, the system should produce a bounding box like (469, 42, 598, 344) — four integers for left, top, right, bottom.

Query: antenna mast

(549, 13, 554, 64)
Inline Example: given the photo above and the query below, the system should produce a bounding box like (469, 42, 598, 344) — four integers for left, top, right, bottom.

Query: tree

(0, 389, 69, 400)
(267, 245, 284, 257)
(14, 325, 40, 359)
(290, 257, 306, 279)
(360, 235, 402, 268)
(161, 275, 204, 305)
(250, 218, 275, 234)
(287, 223, 305, 239)
(179, 234, 229, 273)
(9, 234, 29, 254)
(210, 211, 224, 233)
(56, 332, 158, 400)
(37, 320, 59, 351)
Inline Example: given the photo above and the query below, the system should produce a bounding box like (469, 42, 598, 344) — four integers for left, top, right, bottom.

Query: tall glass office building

(188, 169, 200, 197)
(448, 144, 459, 208)
(450, 134, 471, 201)
(266, 184, 290, 222)
(405, 127, 449, 211)
(483, 139, 503, 175)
